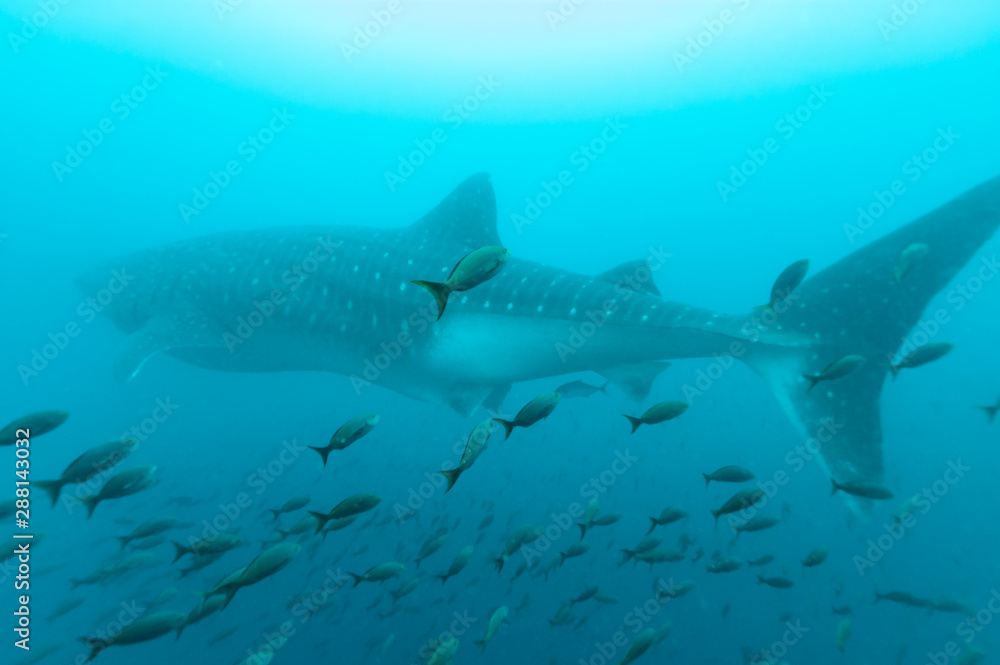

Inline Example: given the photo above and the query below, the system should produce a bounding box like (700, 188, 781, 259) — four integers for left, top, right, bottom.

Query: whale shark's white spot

(461, 296, 468, 304)
(537, 305, 543, 313)
(507, 303, 513, 310)
(641, 315, 649, 322)
(484, 301, 490, 308)
(309, 314, 317, 325)
(375, 272, 381, 280)
(347, 300, 353, 310)
(251, 277, 259, 286)
(407, 259, 413, 265)
(570, 308, 577, 315)
(353, 265, 358, 272)
(399, 283, 406, 291)
(372, 315, 377, 327)
(520, 277, 527, 283)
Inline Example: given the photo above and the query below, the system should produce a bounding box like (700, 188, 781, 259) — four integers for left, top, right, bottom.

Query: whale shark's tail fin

(747, 176, 1000, 497)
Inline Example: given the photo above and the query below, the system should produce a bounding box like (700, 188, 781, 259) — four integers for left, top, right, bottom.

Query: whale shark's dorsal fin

(408, 173, 500, 249)
(597, 259, 662, 296)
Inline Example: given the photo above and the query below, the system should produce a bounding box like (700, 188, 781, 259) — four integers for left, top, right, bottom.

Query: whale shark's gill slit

(743, 176, 1000, 498)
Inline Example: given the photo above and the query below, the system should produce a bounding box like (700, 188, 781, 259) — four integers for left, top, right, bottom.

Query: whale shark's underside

(79, 173, 1000, 498)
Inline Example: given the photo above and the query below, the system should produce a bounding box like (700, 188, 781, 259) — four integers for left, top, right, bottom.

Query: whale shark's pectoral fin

(113, 311, 228, 383)
(596, 259, 661, 296)
(599, 361, 672, 401)
(481, 384, 512, 415)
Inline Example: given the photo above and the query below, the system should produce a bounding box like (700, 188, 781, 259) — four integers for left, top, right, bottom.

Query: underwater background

(3, 1, 1000, 664)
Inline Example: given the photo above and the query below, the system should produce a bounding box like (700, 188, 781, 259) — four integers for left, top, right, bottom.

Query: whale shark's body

(79, 173, 1000, 494)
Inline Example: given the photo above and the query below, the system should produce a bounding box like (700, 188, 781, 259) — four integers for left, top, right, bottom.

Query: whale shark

(78, 173, 1000, 494)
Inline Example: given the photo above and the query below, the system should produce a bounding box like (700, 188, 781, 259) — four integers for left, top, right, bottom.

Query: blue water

(3, 2, 1000, 664)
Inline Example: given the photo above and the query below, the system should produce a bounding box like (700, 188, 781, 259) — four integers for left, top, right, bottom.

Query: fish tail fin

(115, 536, 131, 551)
(309, 445, 332, 467)
(741, 176, 1000, 514)
(701, 473, 712, 489)
(436, 469, 462, 493)
(492, 418, 515, 440)
(646, 518, 657, 535)
(599, 381, 609, 395)
(35, 479, 65, 507)
(975, 405, 999, 423)
(756, 575, 765, 585)
(576, 523, 587, 541)
(349, 572, 364, 587)
(76, 495, 99, 519)
(802, 374, 821, 392)
(267, 509, 281, 522)
(618, 550, 634, 568)
(410, 280, 451, 320)
(175, 624, 186, 641)
(171, 541, 191, 563)
(830, 479, 842, 496)
(493, 557, 505, 573)
(435, 573, 449, 585)
(308, 511, 331, 535)
(474, 640, 486, 651)
(710, 510, 720, 527)
(623, 415, 643, 434)
(78, 637, 107, 663)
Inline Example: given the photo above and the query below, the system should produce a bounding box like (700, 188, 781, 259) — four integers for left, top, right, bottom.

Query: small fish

(493, 392, 561, 439)
(894, 243, 929, 281)
(836, 617, 852, 653)
(733, 515, 781, 535)
(623, 400, 688, 434)
(494, 524, 541, 572)
(348, 561, 406, 587)
(548, 602, 573, 627)
(618, 627, 657, 665)
(594, 591, 620, 604)
(756, 259, 810, 312)
(975, 396, 1000, 423)
(415, 529, 450, 568)
(887, 342, 953, 380)
(437, 420, 495, 492)
(801, 546, 829, 567)
(0, 409, 69, 446)
(802, 355, 866, 392)
(634, 548, 685, 569)
(832, 605, 853, 616)
(115, 516, 179, 550)
(620, 536, 662, 566)
(309, 414, 379, 467)
(266, 496, 311, 521)
(309, 493, 381, 533)
(559, 543, 590, 565)
(569, 586, 600, 605)
(411, 245, 511, 319)
(874, 590, 933, 607)
(78, 610, 186, 662)
(830, 479, 894, 500)
(554, 380, 608, 399)
(473, 605, 509, 651)
(76, 465, 158, 519)
(36, 438, 139, 507)
(747, 555, 775, 567)
(706, 557, 743, 573)
(757, 575, 795, 589)
(435, 545, 473, 584)
(654, 578, 695, 601)
(702, 465, 755, 488)
(647, 506, 688, 534)
(710, 488, 765, 526)
(389, 577, 421, 602)
(171, 533, 244, 562)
